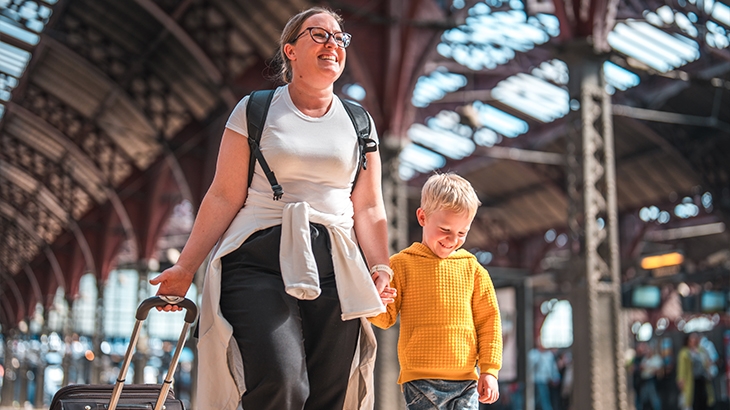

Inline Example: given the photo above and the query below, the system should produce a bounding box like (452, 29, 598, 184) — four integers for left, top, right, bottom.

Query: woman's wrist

(369, 264, 393, 282)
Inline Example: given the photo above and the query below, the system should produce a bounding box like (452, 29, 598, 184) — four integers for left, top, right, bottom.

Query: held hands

(149, 264, 195, 312)
(371, 269, 396, 305)
(478, 373, 499, 404)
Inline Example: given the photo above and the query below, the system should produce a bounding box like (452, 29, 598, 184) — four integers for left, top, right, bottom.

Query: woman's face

(285, 13, 346, 87)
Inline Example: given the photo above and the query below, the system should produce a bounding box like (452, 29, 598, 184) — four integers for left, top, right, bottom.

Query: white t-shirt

(225, 84, 378, 214)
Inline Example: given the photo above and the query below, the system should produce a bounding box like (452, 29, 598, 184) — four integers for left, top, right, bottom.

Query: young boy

(370, 172, 502, 409)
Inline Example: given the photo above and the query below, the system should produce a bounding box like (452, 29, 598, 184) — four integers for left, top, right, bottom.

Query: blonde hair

(420, 172, 481, 217)
(273, 7, 344, 84)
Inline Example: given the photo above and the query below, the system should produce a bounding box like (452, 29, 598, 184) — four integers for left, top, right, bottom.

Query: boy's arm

(473, 263, 503, 378)
(368, 261, 402, 329)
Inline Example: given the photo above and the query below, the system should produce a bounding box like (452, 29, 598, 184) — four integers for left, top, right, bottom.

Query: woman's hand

(149, 265, 195, 311)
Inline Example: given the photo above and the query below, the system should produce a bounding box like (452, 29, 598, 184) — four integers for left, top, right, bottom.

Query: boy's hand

(379, 285, 397, 304)
(478, 373, 499, 404)
(372, 271, 396, 304)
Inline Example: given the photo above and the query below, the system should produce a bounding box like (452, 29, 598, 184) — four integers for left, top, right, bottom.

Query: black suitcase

(49, 296, 198, 410)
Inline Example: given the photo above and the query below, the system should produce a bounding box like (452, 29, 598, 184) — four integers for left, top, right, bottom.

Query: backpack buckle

(272, 185, 284, 201)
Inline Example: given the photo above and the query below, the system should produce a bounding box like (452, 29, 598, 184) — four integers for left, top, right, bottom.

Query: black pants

(219, 224, 360, 410)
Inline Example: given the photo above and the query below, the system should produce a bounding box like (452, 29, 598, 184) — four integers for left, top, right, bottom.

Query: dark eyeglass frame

(292, 26, 352, 48)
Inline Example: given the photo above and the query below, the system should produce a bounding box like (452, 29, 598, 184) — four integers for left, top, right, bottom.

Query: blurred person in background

(529, 339, 560, 410)
(676, 332, 716, 410)
(634, 341, 663, 410)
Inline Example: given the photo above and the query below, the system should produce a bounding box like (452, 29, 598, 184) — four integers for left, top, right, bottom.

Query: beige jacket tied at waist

(196, 190, 384, 410)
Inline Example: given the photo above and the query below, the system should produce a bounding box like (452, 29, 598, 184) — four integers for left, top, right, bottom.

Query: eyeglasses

(292, 27, 352, 48)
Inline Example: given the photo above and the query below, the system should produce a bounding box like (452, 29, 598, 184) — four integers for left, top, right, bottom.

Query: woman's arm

(351, 148, 392, 296)
(150, 128, 251, 310)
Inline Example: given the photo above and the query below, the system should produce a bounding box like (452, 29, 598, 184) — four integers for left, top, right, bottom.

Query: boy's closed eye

(441, 229, 468, 237)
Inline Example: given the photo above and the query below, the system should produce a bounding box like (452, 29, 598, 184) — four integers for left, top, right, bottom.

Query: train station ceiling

(1, 0, 729, 329)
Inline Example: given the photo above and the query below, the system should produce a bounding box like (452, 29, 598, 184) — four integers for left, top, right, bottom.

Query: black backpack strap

(246, 89, 283, 201)
(341, 98, 377, 188)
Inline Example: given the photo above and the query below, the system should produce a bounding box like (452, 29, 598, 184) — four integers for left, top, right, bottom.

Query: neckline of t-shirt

(282, 84, 339, 122)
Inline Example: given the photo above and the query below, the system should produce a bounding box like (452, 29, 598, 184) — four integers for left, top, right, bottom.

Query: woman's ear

(283, 43, 296, 60)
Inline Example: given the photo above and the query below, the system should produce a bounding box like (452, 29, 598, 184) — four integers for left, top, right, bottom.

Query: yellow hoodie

(370, 242, 502, 384)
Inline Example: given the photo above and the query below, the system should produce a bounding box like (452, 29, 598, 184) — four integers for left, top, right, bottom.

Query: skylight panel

(689, 0, 715, 15)
(473, 127, 501, 146)
(608, 16, 700, 73)
(644, 10, 666, 27)
(614, 23, 684, 67)
(0, 17, 39, 45)
(0, 73, 17, 101)
(706, 21, 729, 49)
(427, 110, 472, 137)
(713, 2, 730, 26)
(645, 3, 730, 48)
(626, 21, 699, 61)
(603, 61, 640, 91)
(398, 143, 446, 180)
(408, 122, 476, 160)
(674, 13, 698, 37)
(532, 59, 569, 85)
(656, 5, 675, 23)
(492, 73, 569, 123)
(409, 2, 664, 180)
(411, 68, 467, 107)
(0, 0, 53, 45)
(0, 41, 30, 78)
(532, 14, 560, 37)
(437, 1, 559, 71)
(472, 100, 528, 137)
(608, 31, 672, 72)
(0, 1, 55, 120)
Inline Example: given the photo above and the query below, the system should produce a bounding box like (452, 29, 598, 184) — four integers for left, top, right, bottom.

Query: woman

(150, 7, 394, 410)
(676, 332, 715, 410)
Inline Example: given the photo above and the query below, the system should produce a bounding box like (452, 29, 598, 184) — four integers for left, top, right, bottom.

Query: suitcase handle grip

(136, 296, 198, 324)
(110, 296, 197, 410)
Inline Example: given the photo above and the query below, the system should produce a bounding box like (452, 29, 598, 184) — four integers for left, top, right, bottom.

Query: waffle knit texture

(370, 242, 503, 384)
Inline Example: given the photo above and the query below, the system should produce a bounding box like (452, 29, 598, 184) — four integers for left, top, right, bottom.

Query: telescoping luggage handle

(109, 296, 198, 410)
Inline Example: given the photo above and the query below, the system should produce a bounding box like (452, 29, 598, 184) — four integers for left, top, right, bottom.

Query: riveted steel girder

(565, 51, 628, 410)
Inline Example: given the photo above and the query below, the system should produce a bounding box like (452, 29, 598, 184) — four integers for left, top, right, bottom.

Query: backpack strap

(341, 98, 377, 188)
(246, 89, 283, 201)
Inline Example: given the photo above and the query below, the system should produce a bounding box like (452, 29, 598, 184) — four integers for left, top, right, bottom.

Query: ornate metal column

(1, 331, 15, 406)
(134, 260, 153, 385)
(61, 296, 74, 387)
(91, 280, 105, 384)
(565, 47, 628, 410)
(382, 141, 409, 256)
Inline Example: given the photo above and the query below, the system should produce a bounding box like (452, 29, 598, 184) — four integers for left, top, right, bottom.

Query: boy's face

(416, 207, 473, 258)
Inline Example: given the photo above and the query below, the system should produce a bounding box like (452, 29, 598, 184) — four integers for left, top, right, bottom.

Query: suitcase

(49, 296, 198, 410)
